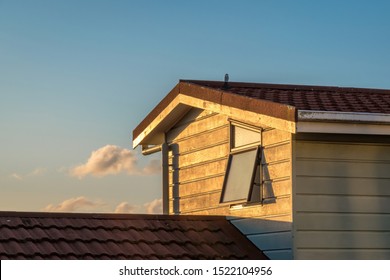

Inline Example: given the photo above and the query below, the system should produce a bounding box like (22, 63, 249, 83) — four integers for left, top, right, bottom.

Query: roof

(133, 80, 390, 147)
(189, 80, 390, 114)
(0, 211, 267, 260)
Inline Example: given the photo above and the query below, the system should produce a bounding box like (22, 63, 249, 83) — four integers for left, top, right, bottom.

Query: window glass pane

(221, 149, 258, 203)
(233, 125, 260, 148)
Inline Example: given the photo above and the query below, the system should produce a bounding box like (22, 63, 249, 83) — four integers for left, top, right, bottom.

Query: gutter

(298, 110, 390, 124)
(142, 145, 162, 155)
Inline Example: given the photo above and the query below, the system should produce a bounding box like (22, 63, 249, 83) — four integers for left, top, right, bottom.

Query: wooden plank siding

(166, 108, 229, 215)
(166, 108, 293, 259)
(294, 140, 390, 259)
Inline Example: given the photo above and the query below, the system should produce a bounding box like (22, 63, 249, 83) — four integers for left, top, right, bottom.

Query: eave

(133, 80, 390, 149)
(132, 81, 297, 148)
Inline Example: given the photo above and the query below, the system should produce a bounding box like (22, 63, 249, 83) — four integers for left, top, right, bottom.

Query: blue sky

(1, 0, 390, 213)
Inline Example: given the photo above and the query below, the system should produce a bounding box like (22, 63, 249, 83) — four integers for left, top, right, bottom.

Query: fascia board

(296, 121, 390, 135)
(133, 93, 297, 148)
(132, 97, 191, 148)
(298, 110, 390, 123)
(178, 94, 296, 134)
(297, 110, 390, 135)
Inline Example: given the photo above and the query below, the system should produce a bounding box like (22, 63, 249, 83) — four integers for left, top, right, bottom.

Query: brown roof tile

(186, 80, 390, 114)
(0, 212, 267, 260)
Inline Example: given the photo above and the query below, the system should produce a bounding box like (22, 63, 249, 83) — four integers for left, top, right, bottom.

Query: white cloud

(114, 202, 137, 213)
(9, 168, 47, 180)
(70, 145, 160, 179)
(10, 173, 23, 181)
(28, 167, 47, 176)
(70, 145, 137, 178)
(144, 198, 163, 214)
(43, 196, 105, 212)
(142, 159, 161, 175)
(114, 199, 163, 214)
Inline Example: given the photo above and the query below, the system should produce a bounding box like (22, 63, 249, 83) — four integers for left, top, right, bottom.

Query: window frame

(230, 121, 262, 152)
(220, 120, 263, 205)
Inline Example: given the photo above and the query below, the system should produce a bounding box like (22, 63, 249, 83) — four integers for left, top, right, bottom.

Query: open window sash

(220, 146, 261, 204)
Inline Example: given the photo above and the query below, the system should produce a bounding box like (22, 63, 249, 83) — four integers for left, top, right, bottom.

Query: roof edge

(132, 80, 298, 147)
(179, 81, 298, 117)
(132, 83, 180, 146)
(181, 79, 390, 94)
(298, 110, 390, 123)
(0, 211, 227, 221)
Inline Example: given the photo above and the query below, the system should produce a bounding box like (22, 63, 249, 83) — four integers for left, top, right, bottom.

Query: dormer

(133, 79, 390, 259)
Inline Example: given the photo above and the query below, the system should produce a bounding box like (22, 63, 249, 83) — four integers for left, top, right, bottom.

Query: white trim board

(133, 94, 296, 148)
(297, 110, 390, 135)
(297, 121, 390, 135)
(298, 110, 390, 123)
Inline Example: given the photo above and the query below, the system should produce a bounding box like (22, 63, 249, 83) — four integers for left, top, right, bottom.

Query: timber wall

(166, 108, 293, 259)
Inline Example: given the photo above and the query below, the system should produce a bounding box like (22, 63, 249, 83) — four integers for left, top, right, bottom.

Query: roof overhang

(133, 81, 297, 148)
(297, 110, 390, 135)
(133, 81, 390, 148)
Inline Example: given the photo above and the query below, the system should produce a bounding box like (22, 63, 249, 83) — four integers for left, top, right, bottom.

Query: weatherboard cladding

(0, 212, 267, 260)
(133, 80, 390, 141)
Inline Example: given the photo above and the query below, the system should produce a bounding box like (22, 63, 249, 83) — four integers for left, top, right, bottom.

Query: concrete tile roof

(0, 212, 267, 260)
(187, 80, 390, 114)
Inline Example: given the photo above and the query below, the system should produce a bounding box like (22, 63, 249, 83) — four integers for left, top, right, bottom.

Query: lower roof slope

(0, 211, 267, 260)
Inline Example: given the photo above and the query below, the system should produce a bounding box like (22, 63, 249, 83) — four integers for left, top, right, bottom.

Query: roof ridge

(182, 79, 390, 95)
(0, 211, 226, 221)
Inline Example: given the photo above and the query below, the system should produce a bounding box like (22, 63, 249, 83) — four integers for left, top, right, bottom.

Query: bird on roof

(223, 73, 229, 89)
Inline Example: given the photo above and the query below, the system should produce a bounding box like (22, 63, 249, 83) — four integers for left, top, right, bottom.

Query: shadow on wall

(169, 143, 281, 213)
(261, 149, 276, 204)
(168, 145, 280, 214)
(170, 143, 180, 214)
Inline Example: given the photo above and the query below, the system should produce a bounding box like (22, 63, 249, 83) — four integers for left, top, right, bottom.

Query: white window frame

(220, 120, 263, 205)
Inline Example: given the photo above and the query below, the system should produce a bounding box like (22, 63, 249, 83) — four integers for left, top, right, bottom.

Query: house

(133, 79, 390, 260)
(0, 211, 267, 259)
